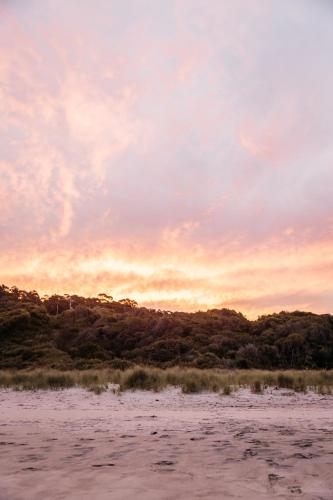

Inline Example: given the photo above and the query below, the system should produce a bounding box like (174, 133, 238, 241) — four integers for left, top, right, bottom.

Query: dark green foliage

(0, 309, 31, 336)
(73, 342, 109, 360)
(195, 352, 221, 368)
(0, 284, 333, 370)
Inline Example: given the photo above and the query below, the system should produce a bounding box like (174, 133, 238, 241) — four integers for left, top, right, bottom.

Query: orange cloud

(1, 235, 332, 318)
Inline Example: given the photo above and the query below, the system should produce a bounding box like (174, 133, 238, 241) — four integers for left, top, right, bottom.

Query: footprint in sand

(268, 473, 284, 484)
(278, 429, 296, 436)
(290, 452, 317, 459)
(155, 460, 175, 466)
(92, 463, 115, 468)
(18, 454, 45, 463)
(243, 448, 258, 458)
(288, 485, 302, 494)
(249, 439, 269, 447)
(292, 439, 312, 448)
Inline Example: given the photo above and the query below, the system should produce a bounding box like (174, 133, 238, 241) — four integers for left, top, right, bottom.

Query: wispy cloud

(1, 0, 333, 317)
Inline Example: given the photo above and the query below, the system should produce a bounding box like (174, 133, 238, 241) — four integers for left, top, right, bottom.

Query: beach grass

(0, 367, 332, 394)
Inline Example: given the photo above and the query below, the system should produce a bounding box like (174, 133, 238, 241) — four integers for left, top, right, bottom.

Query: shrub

(74, 342, 108, 360)
(109, 359, 133, 370)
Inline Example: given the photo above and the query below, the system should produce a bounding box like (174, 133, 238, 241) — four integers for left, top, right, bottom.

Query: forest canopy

(0, 284, 332, 370)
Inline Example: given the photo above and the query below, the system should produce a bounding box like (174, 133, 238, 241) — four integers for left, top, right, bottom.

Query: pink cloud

(1, 1, 333, 317)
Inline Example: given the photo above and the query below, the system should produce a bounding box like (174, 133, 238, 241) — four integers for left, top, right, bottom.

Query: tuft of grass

(45, 374, 75, 389)
(181, 377, 202, 394)
(88, 384, 108, 395)
(120, 368, 166, 392)
(277, 373, 294, 389)
(0, 371, 75, 391)
(316, 384, 332, 396)
(222, 385, 232, 396)
(251, 380, 263, 394)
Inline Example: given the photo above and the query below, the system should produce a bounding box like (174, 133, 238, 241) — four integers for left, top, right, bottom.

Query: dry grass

(0, 367, 332, 395)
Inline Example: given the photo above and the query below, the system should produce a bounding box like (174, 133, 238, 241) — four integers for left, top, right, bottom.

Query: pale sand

(0, 388, 332, 500)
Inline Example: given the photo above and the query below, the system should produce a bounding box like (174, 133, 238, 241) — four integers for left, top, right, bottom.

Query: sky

(1, 0, 333, 318)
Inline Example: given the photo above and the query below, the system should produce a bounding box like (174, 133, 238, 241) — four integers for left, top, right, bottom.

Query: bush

(74, 342, 108, 360)
(195, 353, 221, 369)
(109, 359, 133, 370)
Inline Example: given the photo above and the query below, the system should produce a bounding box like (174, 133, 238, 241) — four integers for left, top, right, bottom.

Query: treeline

(0, 284, 332, 370)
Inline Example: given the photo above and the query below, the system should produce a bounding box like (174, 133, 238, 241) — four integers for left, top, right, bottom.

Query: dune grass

(0, 367, 332, 395)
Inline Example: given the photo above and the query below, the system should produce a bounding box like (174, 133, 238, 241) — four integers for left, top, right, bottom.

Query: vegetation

(1, 284, 333, 372)
(0, 367, 332, 394)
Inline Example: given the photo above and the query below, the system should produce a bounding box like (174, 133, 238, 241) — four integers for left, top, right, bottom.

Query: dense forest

(0, 284, 332, 370)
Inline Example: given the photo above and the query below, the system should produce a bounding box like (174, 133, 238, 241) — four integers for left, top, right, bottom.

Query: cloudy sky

(1, 0, 333, 317)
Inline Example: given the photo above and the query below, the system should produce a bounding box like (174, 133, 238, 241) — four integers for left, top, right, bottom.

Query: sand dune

(0, 388, 332, 499)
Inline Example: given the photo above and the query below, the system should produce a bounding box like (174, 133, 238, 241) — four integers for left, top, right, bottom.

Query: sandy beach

(0, 388, 332, 500)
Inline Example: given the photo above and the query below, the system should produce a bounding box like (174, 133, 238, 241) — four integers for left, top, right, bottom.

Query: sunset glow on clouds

(1, 0, 333, 317)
